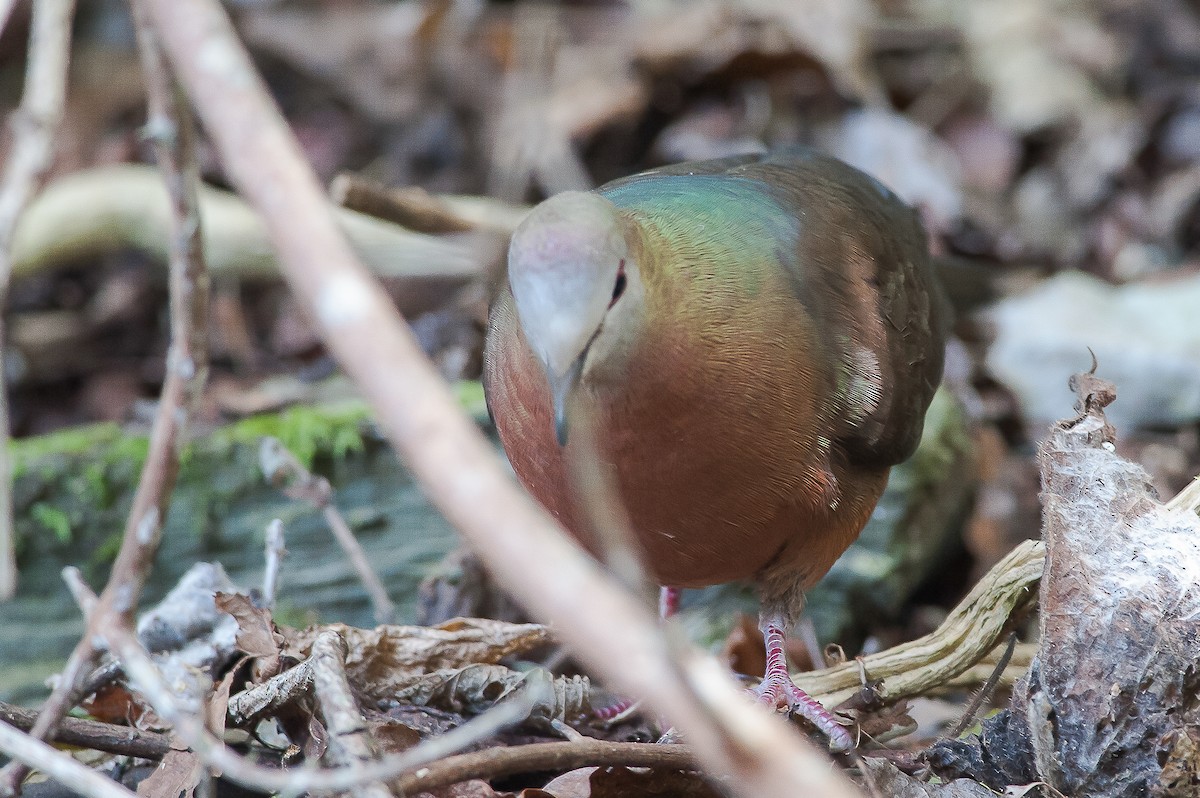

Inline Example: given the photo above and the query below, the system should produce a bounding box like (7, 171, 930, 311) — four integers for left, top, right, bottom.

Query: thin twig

(0, 720, 136, 798)
(259, 437, 395, 623)
(140, 2, 863, 796)
(395, 739, 696, 794)
(946, 632, 1019, 738)
(226, 658, 315, 728)
(309, 631, 391, 798)
(61, 566, 97, 618)
(0, 0, 78, 604)
(330, 173, 529, 235)
(261, 518, 285, 608)
(566, 403, 655, 607)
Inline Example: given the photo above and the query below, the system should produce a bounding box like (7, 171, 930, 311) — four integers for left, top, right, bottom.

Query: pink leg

(659, 586, 680, 619)
(595, 587, 680, 721)
(752, 612, 854, 752)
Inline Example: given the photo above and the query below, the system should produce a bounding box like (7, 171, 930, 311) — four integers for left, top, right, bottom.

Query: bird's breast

(486, 293, 864, 589)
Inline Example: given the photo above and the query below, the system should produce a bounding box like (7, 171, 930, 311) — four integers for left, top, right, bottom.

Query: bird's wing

(605, 150, 948, 468)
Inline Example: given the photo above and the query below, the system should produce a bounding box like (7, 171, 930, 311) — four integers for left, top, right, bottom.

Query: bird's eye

(609, 260, 627, 308)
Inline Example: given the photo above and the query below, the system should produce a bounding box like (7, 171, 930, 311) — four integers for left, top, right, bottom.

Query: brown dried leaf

(365, 716, 422, 755)
(215, 592, 280, 660)
(539, 768, 595, 798)
(587, 765, 720, 798)
(81, 683, 147, 727)
(283, 618, 551, 698)
(721, 612, 764, 678)
(1157, 726, 1200, 797)
(206, 664, 239, 738)
(136, 745, 202, 798)
(238, 3, 441, 124)
(853, 698, 918, 745)
(958, 0, 1122, 133)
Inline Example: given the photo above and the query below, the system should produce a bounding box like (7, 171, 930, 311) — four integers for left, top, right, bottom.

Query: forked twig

(259, 437, 395, 623)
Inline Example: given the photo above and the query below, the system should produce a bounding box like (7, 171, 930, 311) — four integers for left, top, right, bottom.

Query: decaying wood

(928, 372, 1200, 797)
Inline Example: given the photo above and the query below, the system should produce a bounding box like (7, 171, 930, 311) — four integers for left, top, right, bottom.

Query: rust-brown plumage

(483, 150, 948, 749)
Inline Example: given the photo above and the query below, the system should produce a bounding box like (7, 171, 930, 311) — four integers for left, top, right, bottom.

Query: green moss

(212, 400, 371, 467)
(30, 502, 72, 543)
(272, 600, 321, 629)
(8, 385, 488, 570)
(10, 423, 123, 477)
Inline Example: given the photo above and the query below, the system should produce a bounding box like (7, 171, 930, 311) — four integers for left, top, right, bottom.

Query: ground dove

(483, 150, 949, 751)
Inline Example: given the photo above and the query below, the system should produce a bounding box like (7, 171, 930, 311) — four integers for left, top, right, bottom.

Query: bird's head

(506, 190, 642, 446)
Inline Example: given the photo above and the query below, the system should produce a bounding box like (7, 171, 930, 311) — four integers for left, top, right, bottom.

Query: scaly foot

(754, 614, 854, 753)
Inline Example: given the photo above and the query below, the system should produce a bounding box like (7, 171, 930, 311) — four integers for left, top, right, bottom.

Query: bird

(482, 150, 949, 751)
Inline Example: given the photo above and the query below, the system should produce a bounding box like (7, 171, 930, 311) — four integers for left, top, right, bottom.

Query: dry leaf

(284, 618, 551, 700)
(365, 717, 422, 755)
(393, 664, 590, 720)
(215, 593, 281, 659)
(587, 765, 719, 798)
(958, 0, 1121, 133)
(136, 745, 202, 798)
(80, 683, 147, 727)
(539, 768, 595, 798)
(1157, 726, 1200, 797)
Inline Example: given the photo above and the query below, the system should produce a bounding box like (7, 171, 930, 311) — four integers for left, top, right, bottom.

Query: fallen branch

(0, 702, 172, 760)
(226, 657, 315, 728)
(11, 165, 488, 283)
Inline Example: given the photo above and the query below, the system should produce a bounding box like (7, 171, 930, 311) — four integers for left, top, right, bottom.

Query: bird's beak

(548, 352, 586, 447)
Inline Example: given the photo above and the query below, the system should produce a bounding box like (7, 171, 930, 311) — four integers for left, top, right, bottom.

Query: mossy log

(1, 383, 488, 704)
